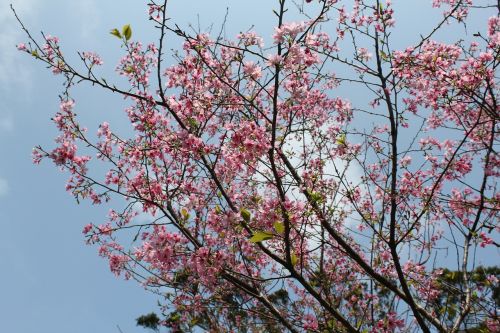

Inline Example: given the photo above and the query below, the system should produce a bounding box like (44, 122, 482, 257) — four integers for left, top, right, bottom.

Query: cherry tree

(14, 0, 499, 332)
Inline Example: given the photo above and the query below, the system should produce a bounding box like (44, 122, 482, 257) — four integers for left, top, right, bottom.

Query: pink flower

(273, 22, 306, 44)
(147, 4, 162, 20)
(302, 314, 318, 330)
(82, 224, 93, 234)
(108, 254, 128, 276)
(488, 16, 500, 37)
(243, 61, 262, 79)
(17, 43, 27, 51)
(399, 155, 412, 167)
(488, 16, 500, 47)
(266, 54, 283, 66)
(82, 51, 104, 66)
(479, 232, 493, 248)
(236, 31, 264, 48)
(357, 47, 372, 61)
(487, 274, 499, 285)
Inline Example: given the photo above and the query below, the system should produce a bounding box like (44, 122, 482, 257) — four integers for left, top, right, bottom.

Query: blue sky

(0, 1, 497, 333)
(0, 1, 276, 332)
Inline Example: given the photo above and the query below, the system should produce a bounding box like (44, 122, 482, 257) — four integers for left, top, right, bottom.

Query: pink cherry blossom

(20, 1, 499, 332)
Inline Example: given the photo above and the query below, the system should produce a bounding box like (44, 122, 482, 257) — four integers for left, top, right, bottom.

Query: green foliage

(110, 25, 132, 41)
(249, 231, 274, 243)
(273, 221, 285, 234)
(306, 189, 324, 204)
(335, 133, 346, 145)
(429, 266, 499, 329)
(110, 28, 121, 39)
(240, 208, 251, 222)
(136, 312, 160, 331)
(122, 24, 132, 41)
(268, 288, 289, 305)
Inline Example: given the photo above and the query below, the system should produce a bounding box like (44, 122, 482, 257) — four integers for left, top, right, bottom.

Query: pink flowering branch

(14, 0, 500, 332)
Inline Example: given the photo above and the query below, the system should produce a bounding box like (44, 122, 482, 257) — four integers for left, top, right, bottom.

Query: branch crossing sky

(0, 1, 495, 332)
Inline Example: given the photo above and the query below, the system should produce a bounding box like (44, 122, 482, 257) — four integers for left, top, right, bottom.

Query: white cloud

(0, 178, 9, 197)
(0, 0, 101, 94)
(0, 0, 40, 92)
(69, 0, 100, 40)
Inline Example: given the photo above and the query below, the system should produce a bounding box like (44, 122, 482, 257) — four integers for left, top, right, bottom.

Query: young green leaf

(335, 133, 346, 145)
(240, 208, 251, 222)
(309, 191, 324, 204)
(110, 28, 122, 39)
(380, 50, 388, 61)
(187, 117, 199, 129)
(181, 208, 190, 219)
(273, 221, 285, 234)
(290, 252, 298, 266)
(249, 231, 273, 243)
(122, 24, 132, 41)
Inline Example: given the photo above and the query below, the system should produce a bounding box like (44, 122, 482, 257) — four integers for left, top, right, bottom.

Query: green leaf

(110, 28, 121, 39)
(181, 208, 190, 219)
(335, 133, 346, 145)
(188, 117, 199, 129)
(250, 195, 262, 204)
(380, 50, 388, 61)
(308, 191, 324, 204)
(31, 49, 39, 58)
(240, 208, 251, 222)
(122, 24, 132, 41)
(249, 231, 273, 243)
(290, 252, 298, 266)
(273, 221, 285, 234)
